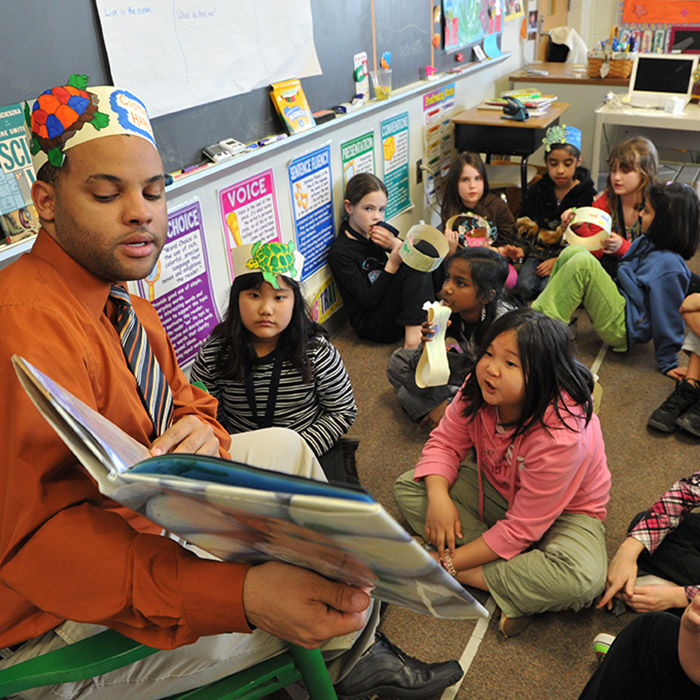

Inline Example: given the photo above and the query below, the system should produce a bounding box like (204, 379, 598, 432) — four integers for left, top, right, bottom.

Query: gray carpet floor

(327, 266, 699, 699)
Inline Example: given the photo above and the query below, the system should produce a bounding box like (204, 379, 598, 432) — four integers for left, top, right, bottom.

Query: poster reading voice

(135, 199, 220, 366)
(288, 145, 334, 280)
(219, 170, 282, 277)
(380, 112, 412, 220)
(340, 132, 375, 187)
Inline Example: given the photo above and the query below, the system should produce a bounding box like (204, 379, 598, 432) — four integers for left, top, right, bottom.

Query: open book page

(12, 355, 488, 620)
(13, 356, 157, 495)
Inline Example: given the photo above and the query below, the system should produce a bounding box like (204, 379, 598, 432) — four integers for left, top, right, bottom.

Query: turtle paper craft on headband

(24, 73, 156, 170)
(542, 124, 582, 153)
(231, 240, 304, 289)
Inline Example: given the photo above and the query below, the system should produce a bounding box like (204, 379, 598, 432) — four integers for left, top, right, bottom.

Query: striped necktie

(109, 284, 174, 436)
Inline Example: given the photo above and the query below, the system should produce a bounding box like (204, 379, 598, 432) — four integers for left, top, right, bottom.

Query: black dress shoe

(334, 631, 463, 699)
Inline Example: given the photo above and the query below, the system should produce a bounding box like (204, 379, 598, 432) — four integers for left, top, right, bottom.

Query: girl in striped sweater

(191, 241, 357, 482)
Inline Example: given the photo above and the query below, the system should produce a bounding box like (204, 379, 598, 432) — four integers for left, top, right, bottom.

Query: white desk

(591, 102, 700, 184)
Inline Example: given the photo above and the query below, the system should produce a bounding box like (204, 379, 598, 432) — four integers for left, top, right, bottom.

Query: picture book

(269, 79, 316, 134)
(0, 103, 35, 216)
(0, 204, 40, 244)
(12, 355, 489, 622)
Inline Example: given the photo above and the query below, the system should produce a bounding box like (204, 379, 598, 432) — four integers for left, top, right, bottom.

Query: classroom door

(537, 0, 569, 60)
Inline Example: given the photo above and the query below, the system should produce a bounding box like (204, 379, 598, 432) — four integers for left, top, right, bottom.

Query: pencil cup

(370, 69, 392, 100)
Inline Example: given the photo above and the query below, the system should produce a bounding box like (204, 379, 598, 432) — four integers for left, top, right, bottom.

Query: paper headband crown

(542, 124, 582, 153)
(25, 74, 156, 171)
(231, 240, 304, 289)
(563, 207, 612, 251)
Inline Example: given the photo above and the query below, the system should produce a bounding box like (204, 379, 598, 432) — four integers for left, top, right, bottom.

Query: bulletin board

(621, 0, 700, 25)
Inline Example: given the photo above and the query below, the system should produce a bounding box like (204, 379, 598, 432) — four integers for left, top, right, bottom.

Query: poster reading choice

(340, 132, 376, 187)
(135, 199, 220, 366)
(288, 145, 335, 280)
(219, 169, 282, 278)
(380, 112, 412, 220)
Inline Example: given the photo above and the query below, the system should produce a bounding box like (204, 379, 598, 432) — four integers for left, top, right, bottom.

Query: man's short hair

(36, 160, 65, 187)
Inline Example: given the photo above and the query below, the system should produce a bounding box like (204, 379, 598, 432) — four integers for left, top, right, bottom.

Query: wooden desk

(509, 64, 629, 168)
(591, 102, 700, 184)
(451, 102, 569, 191)
(509, 62, 629, 88)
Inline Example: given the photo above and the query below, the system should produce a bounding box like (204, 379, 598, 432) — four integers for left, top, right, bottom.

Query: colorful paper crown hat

(25, 74, 156, 171)
(542, 124, 582, 153)
(231, 240, 304, 289)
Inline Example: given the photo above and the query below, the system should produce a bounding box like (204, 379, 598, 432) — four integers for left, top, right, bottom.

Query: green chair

(0, 628, 337, 699)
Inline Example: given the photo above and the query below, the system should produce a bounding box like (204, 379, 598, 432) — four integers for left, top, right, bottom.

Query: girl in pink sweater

(394, 308, 611, 637)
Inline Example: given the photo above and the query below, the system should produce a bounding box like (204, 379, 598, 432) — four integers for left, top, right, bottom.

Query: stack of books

(478, 89, 557, 117)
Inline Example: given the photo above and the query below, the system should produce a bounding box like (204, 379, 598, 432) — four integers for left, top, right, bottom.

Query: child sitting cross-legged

(191, 241, 357, 483)
(500, 125, 596, 300)
(387, 247, 515, 429)
(394, 308, 611, 637)
(533, 182, 700, 377)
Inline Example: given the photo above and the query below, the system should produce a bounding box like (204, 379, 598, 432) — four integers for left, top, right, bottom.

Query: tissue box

(665, 96, 686, 115)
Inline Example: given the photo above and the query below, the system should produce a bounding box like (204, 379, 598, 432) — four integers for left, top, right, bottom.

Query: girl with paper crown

(502, 124, 596, 301)
(533, 182, 700, 377)
(191, 241, 357, 482)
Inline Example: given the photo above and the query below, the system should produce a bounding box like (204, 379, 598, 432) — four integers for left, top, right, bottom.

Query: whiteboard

(95, 0, 322, 117)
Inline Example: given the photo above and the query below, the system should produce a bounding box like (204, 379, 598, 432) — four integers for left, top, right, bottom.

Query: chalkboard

(0, 0, 498, 172)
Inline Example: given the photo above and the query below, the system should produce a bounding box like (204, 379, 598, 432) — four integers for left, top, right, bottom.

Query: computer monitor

(628, 53, 699, 109)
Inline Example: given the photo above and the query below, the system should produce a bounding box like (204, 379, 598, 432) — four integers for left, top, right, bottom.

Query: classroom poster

(340, 132, 376, 188)
(0, 103, 34, 215)
(95, 0, 321, 118)
(380, 112, 412, 220)
(443, 0, 487, 51)
(309, 277, 342, 324)
(218, 170, 282, 280)
(422, 84, 456, 204)
(287, 145, 335, 280)
(135, 199, 220, 366)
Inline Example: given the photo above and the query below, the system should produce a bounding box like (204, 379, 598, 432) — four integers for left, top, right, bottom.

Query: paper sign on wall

(135, 199, 220, 366)
(380, 112, 412, 220)
(341, 132, 376, 187)
(219, 170, 282, 278)
(288, 145, 335, 280)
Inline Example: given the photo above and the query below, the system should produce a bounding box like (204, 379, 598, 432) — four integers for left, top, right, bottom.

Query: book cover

(0, 204, 40, 244)
(269, 79, 316, 134)
(0, 103, 35, 216)
(12, 355, 488, 621)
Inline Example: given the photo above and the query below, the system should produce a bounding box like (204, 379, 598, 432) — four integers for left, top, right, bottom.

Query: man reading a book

(0, 77, 462, 699)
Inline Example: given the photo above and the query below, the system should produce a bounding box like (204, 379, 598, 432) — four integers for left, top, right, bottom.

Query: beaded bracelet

(440, 552, 457, 578)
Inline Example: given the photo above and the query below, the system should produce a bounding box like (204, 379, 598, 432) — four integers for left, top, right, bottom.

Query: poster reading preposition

(135, 199, 220, 366)
(288, 145, 335, 280)
(341, 132, 376, 187)
(380, 112, 412, 220)
(219, 169, 282, 276)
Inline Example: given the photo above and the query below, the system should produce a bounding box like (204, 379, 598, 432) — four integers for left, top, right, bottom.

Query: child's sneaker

(593, 633, 615, 662)
(647, 380, 700, 433)
(676, 393, 700, 437)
